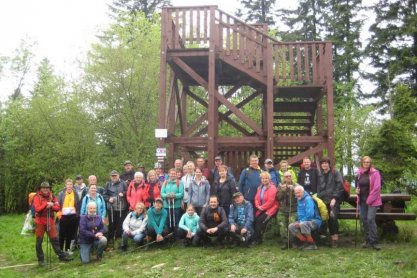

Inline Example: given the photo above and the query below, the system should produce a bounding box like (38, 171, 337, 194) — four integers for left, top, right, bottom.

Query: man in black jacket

(195, 196, 228, 246)
(103, 170, 128, 246)
(317, 157, 344, 248)
(120, 160, 135, 184)
(297, 157, 320, 194)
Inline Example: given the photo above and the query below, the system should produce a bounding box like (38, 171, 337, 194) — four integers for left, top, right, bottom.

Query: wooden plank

(338, 212, 416, 221)
(196, 8, 201, 44)
(159, 8, 168, 149)
(312, 43, 317, 84)
(219, 52, 267, 85)
(208, 5, 217, 170)
(304, 43, 310, 81)
(347, 194, 412, 202)
(168, 137, 208, 144)
(266, 42, 274, 159)
(180, 85, 187, 134)
(297, 44, 302, 81)
(189, 9, 193, 44)
(274, 102, 316, 112)
(204, 7, 208, 44)
(318, 43, 324, 84)
(274, 115, 312, 120)
(175, 9, 179, 45)
(286, 144, 325, 165)
(287, 45, 293, 81)
(325, 42, 335, 166)
(282, 45, 286, 81)
(232, 21, 237, 59)
(182, 9, 186, 41)
(274, 136, 325, 144)
(226, 15, 231, 55)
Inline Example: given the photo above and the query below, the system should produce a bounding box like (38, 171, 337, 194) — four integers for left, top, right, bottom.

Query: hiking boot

(302, 243, 318, 250)
(362, 241, 370, 248)
(59, 255, 73, 262)
(119, 245, 127, 252)
(371, 243, 381, 251)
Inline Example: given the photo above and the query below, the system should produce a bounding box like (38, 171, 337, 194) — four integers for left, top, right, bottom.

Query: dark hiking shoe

(59, 255, 73, 262)
(371, 243, 381, 251)
(302, 243, 318, 250)
(362, 241, 370, 248)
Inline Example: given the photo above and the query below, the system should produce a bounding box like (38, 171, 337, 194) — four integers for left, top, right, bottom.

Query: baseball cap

(265, 158, 273, 164)
(110, 170, 119, 176)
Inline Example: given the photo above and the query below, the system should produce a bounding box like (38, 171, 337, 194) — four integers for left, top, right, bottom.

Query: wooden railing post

(159, 8, 168, 150)
(207, 6, 218, 170)
(266, 42, 274, 159)
(325, 42, 335, 165)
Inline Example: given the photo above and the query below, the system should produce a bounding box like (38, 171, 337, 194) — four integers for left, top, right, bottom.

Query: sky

(0, 0, 373, 101)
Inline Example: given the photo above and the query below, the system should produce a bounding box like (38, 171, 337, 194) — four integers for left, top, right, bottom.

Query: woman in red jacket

(33, 182, 72, 266)
(145, 170, 161, 208)
(252, 172, 279, 245)
(127, 172, 148, 211)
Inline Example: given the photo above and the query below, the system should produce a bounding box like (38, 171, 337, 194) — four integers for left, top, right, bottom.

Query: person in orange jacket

(33, 182, 72, 266)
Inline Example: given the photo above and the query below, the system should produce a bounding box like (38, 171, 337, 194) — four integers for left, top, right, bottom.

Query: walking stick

(168, 197, 172, 229)
(172, 198, 176, 228)
(46, 208, 52, 267)
(288, 186, 292, 250)
(355, 194, 359, 248)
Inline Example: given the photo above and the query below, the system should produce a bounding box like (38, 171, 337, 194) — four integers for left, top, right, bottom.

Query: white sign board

(155, 129, 168, 138)
(156, 148, 167, 157)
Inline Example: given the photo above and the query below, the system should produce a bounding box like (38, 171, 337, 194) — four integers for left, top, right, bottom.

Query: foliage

(235, 0, 278, 26)
(110, 0, 171, 19)
(81, 11, 161, 169)
(365, 0, 417, 114)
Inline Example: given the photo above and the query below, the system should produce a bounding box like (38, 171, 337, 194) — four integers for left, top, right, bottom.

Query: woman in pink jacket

(252, 171, 279, 245)
(127, 172, 148, 211)
(356, 156, 382, 250)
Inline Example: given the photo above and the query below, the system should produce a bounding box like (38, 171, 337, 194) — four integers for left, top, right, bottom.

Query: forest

(0, 0, 416, 214)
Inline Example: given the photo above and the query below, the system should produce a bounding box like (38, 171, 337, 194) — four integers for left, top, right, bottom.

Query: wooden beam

(208, 6, 217, 170)
(274, 102, 316, 112)
(167, 137, 208, 144)
(183, 113, 207, 137)
(172, 57, 264, 136)
(286, 144, 325, 165)
(266, 43, 274, 159)
(274, 136, 326, 146)
(159, 8, 168, 149)
(325, 42, 335, 166)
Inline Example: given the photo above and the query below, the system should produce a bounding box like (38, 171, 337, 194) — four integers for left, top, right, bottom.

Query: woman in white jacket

(120, 202, 148, 251)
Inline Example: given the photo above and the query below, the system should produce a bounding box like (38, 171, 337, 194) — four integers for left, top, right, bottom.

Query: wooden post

(207, 6, 217, 170)
(325, 42, 335, 166)
(159, 8, 168, 154)
(266, 42, 274, 159)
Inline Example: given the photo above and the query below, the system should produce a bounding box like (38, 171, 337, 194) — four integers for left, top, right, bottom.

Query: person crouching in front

(79, 202, 107, 263)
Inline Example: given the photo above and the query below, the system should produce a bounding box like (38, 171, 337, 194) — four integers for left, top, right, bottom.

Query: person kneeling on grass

(120, 202, 148, 251)
(195, 195, 228, 246)
(146, 198, 170, 244)
(228, 192, 254, 247)
(288, 185, 322, 250)
(79, 202, 107, 263)
(177, 204, 200, 246)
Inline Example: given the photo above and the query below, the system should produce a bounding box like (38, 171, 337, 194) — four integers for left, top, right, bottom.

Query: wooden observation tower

(158, 6, 334, 174)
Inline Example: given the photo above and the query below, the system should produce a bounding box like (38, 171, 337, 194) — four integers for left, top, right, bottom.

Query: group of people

(32, 155, 382, 265)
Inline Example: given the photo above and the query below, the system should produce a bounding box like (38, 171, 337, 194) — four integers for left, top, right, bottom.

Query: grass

(1, 214, 417, 277)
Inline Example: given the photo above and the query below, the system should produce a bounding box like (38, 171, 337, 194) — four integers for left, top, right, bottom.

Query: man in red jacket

(33, 182, 72, 266)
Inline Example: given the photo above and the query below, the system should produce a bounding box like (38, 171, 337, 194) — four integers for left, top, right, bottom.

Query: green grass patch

(1, 214, 417, 277)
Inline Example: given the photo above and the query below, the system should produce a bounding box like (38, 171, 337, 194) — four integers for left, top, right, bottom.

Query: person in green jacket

(177, 204, 200, 246)
(161, 168, 184, 232)
(278, 160, 297, 184)
(146, 198, 169, 243)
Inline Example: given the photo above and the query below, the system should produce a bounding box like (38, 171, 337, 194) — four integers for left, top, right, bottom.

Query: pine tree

(235, 0, 277, 26)
(365, 0, 417, 114)
(110, 0, 171, 19)
(278, 0, 326, 41)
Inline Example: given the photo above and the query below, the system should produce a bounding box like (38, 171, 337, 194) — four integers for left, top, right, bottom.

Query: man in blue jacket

(288, 185, 322, 250)
(238, 154, 261, 210)
(263, 158, 280, 186)
(228, 192, 254, 246)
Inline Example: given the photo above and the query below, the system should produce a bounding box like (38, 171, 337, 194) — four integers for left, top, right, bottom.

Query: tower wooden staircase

(158, 6, 334, 174)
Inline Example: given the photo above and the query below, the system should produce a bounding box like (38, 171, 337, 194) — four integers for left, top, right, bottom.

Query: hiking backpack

(311, 194, 329, 221)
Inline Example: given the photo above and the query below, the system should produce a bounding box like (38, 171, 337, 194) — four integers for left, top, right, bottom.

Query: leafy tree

(236, 0, 278, 26)
(365, 0, 417, 114)
(81, 11, 161, 168)
(110, 0, 170, 19)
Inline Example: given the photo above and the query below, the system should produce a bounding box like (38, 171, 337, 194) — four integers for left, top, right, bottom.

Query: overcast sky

(0, 0, 373, 101)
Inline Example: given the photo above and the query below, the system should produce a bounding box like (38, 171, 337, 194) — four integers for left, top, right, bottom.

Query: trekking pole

(172, 198, 176, 228)
(168, 197, 172, 229)
(288, 186, 292, 250)
(46, 208, 51, 267)
(355, 194, 359, 248)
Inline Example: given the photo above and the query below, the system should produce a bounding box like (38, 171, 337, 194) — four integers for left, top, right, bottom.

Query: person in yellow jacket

(278, 160, 297, 184)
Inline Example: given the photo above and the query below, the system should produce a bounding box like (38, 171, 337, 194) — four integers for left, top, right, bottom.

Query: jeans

(289, 221, 318, 236)
(121, 231, 145, 247)
(79, 237, 107, 263)
(360, 201, 378, 244)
